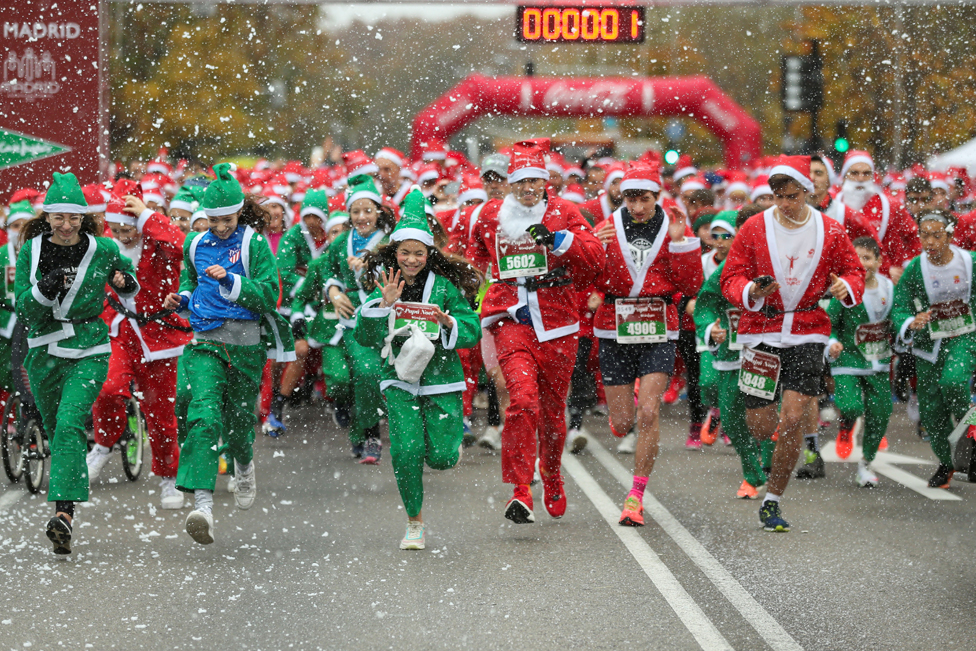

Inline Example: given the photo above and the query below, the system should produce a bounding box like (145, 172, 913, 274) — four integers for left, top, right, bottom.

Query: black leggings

(677, 329, 707, 424)
(568, 337, 597, 431)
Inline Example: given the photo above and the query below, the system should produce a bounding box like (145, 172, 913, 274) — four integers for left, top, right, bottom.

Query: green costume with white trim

(276, 189, 332, 310)
(826, 275, 894, 463)
(892, 246, 976, 467)
(354, 188, 481, 517)
(15, 172, 139, 502)
(0, 235, 22, 394)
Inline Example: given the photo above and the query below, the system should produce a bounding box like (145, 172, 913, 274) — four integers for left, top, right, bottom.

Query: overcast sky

(320, 3, 511, 29)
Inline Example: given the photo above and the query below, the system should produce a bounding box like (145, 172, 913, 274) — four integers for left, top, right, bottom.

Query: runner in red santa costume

(591, 164, 703, 526)
(579, 162, 625, 226)
(721, 156, 865, 532)
(835, 150, 919, 283)
(468, 139, 605, 524)
(88, 184, 191, 510)
(808, 154, 879, 244)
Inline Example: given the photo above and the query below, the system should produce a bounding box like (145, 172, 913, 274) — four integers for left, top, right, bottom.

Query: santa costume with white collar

(467, 139, 605, 523)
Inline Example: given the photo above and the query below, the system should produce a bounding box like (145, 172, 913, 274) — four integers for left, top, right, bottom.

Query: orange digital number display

(517, 6, 645, 44)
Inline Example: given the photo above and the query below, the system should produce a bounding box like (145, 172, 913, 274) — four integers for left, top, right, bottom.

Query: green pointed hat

(170, 185, 205, 213)
(6, 200, 35, 226)
(42, 172, 88, 214)
(345, 174, 382, 209)
(300, 188, 330, 221)
(710, 210, 738, 235)
(324, 211, 349, 233)
(390, 186, 434, 247)
(203, 163, 245, 217)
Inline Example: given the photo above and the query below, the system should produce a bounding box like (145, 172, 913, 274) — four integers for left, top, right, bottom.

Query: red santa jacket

(445, 204, 478, 256)
(820, 196, 879, 244)
(467, 194, 605, 342)
(953, 211, 976, 251)
(846, 193, 921, 270)
(721, 208, 865, 347)
(102, 209, 191, 360)
(579, 193, 617, 226)
(592, 206, 703, 340)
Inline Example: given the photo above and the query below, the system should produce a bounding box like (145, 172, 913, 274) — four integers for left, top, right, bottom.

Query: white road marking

(820, 442, 960, 501)
(561, 453, 733, 651)
(0, 489, 24, 512)
(585, 439, 805, 651)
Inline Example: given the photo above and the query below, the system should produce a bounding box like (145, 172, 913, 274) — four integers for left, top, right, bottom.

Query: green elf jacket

(276, 221, 330, 312)
(692, 259, 741, 371)
(826, 274, 894, 375)
(323, 228, 389, 329)
(354, 272, 481, 396)
(0, 239, 19, 339)
(892, 245, 976, 364)
(291, 252, 342, 347)
(15, 233, 138, 358)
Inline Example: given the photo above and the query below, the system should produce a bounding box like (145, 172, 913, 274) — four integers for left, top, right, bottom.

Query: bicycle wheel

(1, 394, 23, 483)
(121, 397, 145, 481)
(23, 420, 45, 494)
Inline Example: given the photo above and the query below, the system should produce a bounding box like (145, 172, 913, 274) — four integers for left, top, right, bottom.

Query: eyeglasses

(711, 233, 734, 240)
(48, 214, 82, 226)
(905, 195, 931, 204)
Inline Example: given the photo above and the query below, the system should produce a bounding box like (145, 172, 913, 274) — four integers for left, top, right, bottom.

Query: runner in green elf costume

(355, 187, 482, 550)
(15, 173, 140, 555)
(892, 209, 976, 490)
(0, 201, 34, 398)
(322, 175, 396, 462)
(289, 211, 353, 428)
(693, 211, 772, 500)
(164, 163, 294, 546)
(826, 236, 893, 487)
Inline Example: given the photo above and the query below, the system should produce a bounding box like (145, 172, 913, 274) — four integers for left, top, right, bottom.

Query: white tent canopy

(928, 137, 976, 172)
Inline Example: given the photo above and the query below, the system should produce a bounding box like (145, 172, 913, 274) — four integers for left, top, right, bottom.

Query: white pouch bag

(381, 323, 435, 385)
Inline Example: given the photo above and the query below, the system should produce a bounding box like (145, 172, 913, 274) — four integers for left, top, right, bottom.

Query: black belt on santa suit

(106, 295, 194, 333)
(495, 267, 572, 291)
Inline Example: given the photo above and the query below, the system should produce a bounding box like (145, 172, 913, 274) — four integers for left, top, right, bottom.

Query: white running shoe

(226, 475, 237, 493)
(86, 446, 112, 483)
(532, 458, 542, 485)
(160, 478, 184, 510)
(567, 427, 588, 454)
(856, 459, 879, 488)
(233, 460, 256, 510)
(185, 510, 214, 545)
(907, 393, 920, 423)
(617, 431, 637, 454)
(478, 425, 502, 451)
(399, 521, 426, 550)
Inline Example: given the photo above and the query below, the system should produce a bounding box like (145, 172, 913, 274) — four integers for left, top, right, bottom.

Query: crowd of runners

(5, 135, 976, 554)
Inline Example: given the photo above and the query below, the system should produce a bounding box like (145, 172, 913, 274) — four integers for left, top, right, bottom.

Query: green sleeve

(692, 269, 724, 343)
(292, 253, 325, 315)
(229, 233, 280, 314)
(275, 226, 303, 299)
(891, 258, 922, 334)
(325, 233, 348, 293)
(826, 297, 844, 338)
(441, 281, 482, 351)
(353, 288, 388, 350)
(14, 239, 51, 327)
(178, 234, 200, 296)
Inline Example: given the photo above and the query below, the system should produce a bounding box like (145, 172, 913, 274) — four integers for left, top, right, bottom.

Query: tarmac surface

(1, 397, 974, 650)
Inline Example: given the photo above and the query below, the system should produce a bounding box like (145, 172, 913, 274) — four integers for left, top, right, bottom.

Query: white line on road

(0, 489, 24, 512)
(561, 453, 734, 651)
(819, 442, 959, 501)
(585, 439, 804, 651)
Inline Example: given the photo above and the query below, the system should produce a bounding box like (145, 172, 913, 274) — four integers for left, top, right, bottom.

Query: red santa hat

(283, 160, 306, 184)
(146, 151, 173, 175)
(840, 150, 875, 179)
(262, 190, 291, 212)
(446, 151, 470, 169)
(639, 149, 663, 170)
(375, 147, 406, 168)
(291, 181, 309, 203)
(673, 154, 697, 183)
(10, 188, 41, 206)
(750, 176, 773, 202)
(928, 172, 950, 193)
(545, 152, 566, 175)
(458, 174, 488, 205)
(254, 158, 271, 171)
(561, 183, 586, 204)
(680, 175, 709, 193)
(562, 164, 585, 181)
(112, 179, 143, 201)
(603, 162, 626, 189)
(417, 163, 442, 185)
(342, 150, 379, 178)
(421, 141, 448, 162)
(507, 139, 550, 184)
(269, 173, 292, 197)
(105, 195, 136, 227)
(82, 184, 110, 213)
(140, 177, 166, 207)
(310, 168, 333, 190)
(620, 165, 662, 194)
(769, 155, 814, 193)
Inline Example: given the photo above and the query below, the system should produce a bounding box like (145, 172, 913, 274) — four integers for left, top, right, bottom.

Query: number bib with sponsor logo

(855, 320, 891, 361)
(738, 347, 781, 401)
(389, 302, 441, 340)
(496, 235, 548, 279)
(615, 298, 667, 344)
(928, 299, 975, 339)
(726, 308, 742, 351)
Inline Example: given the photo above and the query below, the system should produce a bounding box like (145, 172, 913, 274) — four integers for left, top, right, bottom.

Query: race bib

(928, 299, 975, 339)
(390, 302, 441, 340)
(738, 347, 781, 400)
(496, 235, 548, 279)
(726, 308, 742, 351)
(615, 298, 667, 344)
(855, 320, 891, 361)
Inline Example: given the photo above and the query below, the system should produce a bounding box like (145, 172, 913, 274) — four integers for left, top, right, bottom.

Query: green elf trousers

(385, 388, 464, 518)
(914, 335, 976, 467)
(717, 369, 766, 488)
(176, 344, 264, 493)
(699, 350, 719, 409)
(321, 341, 352, 406)
(832, 373, 892, 463)
(345, 334, 385, 445)
(26, 349, 109, 502)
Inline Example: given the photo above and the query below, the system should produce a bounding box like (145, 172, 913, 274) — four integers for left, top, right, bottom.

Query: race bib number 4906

(615, 298, 667, 344)
(390, 302, 441, 340)
(738, 347, 781, 400)
(496, 235, 548, 279)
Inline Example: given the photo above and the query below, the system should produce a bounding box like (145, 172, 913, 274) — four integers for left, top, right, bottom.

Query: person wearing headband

(892, 208, 976, 489)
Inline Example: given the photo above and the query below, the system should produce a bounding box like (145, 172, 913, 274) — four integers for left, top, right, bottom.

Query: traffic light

(664, 149, 680, 166)
(781, 48, 823, 113)
(833, 120, 850, 154)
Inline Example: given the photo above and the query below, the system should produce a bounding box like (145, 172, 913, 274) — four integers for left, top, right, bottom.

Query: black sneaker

(351, 443, 364, 459)
(46, 515, 72, 555)
(928, 464, 954, 489)
(795, 450, 826, 479)
(359, 437, 382, 465)
(758, 500, 790, 532)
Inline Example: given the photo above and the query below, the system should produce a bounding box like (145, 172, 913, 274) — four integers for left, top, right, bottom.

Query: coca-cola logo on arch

(538, 81, 630, 113)
(2, 48, 60, 101)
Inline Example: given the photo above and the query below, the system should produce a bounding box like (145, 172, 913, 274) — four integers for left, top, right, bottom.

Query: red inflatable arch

(411, 74, 762, 169)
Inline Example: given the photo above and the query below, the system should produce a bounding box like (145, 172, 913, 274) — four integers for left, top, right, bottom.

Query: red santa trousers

(495, 321, 578, 485)
(459, 344, 483, 418)
(92, 326, 180, 478)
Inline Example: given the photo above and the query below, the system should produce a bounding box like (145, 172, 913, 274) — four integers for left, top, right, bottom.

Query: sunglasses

(711, 233, 734, 240)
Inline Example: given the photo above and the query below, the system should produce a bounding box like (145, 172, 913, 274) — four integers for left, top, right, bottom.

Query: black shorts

(741, 342, 825, 409)
(598, 338, 677, 386)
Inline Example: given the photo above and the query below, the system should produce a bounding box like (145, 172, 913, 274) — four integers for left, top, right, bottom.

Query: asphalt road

(1, 397, 974, 651)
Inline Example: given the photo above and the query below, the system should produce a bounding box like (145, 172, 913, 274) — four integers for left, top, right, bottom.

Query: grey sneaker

(233, 460, 256, 510)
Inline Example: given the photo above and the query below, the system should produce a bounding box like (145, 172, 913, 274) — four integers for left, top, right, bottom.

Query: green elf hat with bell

(300, 188, 330, 221)
(203, 163, 245, 217)
(390, 186, 434, 247)
(41, 172, 88, 214)
(345, 174, 383, 208)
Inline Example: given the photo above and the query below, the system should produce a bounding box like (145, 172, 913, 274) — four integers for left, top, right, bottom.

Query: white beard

(117, 239, 143, 270)
(841, 180, 876, 211)
(497, 194, 547, 241)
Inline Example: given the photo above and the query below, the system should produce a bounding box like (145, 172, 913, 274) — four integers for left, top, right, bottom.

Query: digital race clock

(516, 5, 646, 45)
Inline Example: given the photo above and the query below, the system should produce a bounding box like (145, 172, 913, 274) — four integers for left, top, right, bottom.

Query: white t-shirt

(702, 250, 721, 280)
(772, 217, 816, 309)
(861, 276, 893, 323)
(925, 249, 969, 305)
